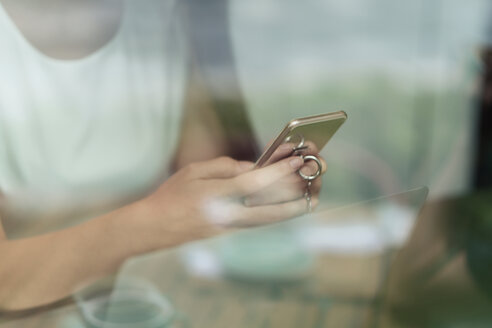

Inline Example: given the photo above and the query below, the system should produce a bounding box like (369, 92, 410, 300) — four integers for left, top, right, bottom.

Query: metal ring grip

(285, 134, 321, 181)
(298, 155, 322, 181)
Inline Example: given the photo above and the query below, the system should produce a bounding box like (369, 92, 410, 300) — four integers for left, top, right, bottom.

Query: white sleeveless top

(0, 0, 189, 237)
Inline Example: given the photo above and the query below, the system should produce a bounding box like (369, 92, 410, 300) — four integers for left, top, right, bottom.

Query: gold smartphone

(255, 111, 347, 168)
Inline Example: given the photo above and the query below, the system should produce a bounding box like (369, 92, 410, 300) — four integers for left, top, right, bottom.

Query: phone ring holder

(285, 134, 322, 181)
(299, 155, 322, 181)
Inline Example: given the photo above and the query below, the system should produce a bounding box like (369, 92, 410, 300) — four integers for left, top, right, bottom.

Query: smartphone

(255, 111, 347, 168)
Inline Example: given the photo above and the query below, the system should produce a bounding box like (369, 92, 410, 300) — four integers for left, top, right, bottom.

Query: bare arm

(0, 56, 223, 312)
(0, 75, 319, 313)
(0, 155, 310, 311)
(0, 201, 173, 311)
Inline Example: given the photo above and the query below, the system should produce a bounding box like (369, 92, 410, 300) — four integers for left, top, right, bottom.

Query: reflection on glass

(75, 278, 186, 328)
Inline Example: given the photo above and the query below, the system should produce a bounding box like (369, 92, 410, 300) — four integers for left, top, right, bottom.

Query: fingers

(298, 156, 320, 178)
(227, 156, 304, 196)
(243, 174, 322, 207)
(201, 194, 313, 228)
(268, 140, 326, 174)
(201, 176, 320, 229)
(320, 156, 327, 174)
(243, 153, 325, 206)
(232, 196, 319, 227)
(298, 155, 323, 196)
(243, 176, 306, 206)
(298, 142, 325, 169)
(263, 143, 297, 166)
(182, 157, 254, 180)
(296, 141, 326, 176)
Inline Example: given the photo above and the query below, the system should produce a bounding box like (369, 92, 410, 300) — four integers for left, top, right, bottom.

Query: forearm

(0, 200, 176, 311)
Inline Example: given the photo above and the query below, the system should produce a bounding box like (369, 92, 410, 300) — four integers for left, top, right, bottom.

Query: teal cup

(74, 278, 188, 328)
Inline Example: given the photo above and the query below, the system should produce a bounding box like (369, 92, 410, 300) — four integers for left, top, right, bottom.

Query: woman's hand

(138, 156, 313, 247)
(0, 154, 320, 311)
(243, 141, 326, 208)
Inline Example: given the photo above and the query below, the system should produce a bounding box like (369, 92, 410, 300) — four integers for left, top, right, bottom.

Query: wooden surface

(1, 248, 390, 328)
(1, 205, 404, 327)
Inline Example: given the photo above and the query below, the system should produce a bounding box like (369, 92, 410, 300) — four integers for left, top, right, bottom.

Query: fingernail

(289, 157, 304, 169)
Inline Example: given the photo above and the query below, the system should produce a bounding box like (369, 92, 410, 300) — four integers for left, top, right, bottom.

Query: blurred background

(192, 0, 490, 206)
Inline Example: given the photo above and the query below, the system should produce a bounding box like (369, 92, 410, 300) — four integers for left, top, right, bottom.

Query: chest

(0, 0, 123, 60)
(0, 0, 187, 198)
